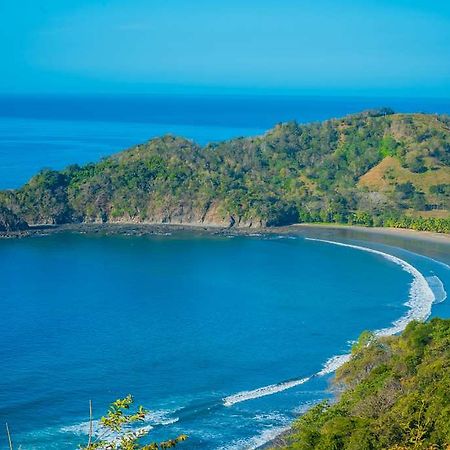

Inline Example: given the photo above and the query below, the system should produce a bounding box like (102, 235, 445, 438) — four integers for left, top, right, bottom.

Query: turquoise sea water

(0, 96, 449, 449)
(0, 231, 449, 449)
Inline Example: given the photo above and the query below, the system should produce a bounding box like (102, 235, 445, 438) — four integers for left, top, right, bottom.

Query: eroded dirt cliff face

(104, 202, 264, 228)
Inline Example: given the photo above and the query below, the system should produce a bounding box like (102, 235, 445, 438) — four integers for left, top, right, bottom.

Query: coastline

(2, 220, 449, 449)
(291, 223, 450, 265)
(2, 221, 449, 267)
(255, 225, 450, 449)
(292, 223, 450, 244)
(1, 221, 449, 245)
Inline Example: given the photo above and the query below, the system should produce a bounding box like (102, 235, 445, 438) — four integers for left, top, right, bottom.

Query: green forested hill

(1, 109, 449, 232)
(275, 318, 450, 450)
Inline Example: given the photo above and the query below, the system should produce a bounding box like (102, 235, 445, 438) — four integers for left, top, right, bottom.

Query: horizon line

(1, 92, 450, 101)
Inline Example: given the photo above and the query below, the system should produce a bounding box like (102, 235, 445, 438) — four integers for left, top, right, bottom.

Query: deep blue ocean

(1, 95, 450, 189)
(0, 96, 449, 449)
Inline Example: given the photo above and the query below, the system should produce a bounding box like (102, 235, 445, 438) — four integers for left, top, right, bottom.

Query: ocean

(0, 230, 449, 449)
(0, 95, 449, 449)
(1, 95, 449, 189)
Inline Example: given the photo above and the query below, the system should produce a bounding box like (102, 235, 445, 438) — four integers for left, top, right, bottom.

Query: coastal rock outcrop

(0, 206, 29, 232)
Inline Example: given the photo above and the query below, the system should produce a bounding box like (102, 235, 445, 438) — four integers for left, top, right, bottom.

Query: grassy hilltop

(1, 109, 449, 232)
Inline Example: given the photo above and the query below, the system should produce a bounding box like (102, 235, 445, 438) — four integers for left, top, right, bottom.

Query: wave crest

(223, 377, 310, 407)
(223, 238, 437, 407)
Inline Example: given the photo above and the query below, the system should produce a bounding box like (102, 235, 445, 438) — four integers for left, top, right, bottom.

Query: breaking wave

(223, 377, 310, 407)
(223, 238, 437, 408)
(306, 238, 435, 337)
(317, 353, 352, 376)
(60, 408, 179, 439)
(217, 424, 291, 450)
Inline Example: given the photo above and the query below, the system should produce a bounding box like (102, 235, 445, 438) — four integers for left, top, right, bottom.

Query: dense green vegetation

(276, 319, 450, 450)
(0, 109, 449, 232)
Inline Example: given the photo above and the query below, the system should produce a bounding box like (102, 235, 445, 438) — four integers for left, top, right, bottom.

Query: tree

(409, 157, 427, 173)
(80, 395, 187, 450)
(395, 182, 416, 200)
(278, 319, 450, 450)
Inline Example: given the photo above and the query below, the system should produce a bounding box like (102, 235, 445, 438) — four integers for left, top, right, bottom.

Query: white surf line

(223, 377, 310, 407)
(305, 237, 436, 376)
(317, 353, 352, 376)
(223, 237, 437, 407)
(306, 238, 435, 336)
(217, 424, 292, 450)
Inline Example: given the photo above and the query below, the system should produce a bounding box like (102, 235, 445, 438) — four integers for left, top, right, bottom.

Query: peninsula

(1, 109, 449, 234)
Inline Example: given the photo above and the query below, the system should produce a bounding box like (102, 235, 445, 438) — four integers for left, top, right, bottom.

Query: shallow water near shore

(0, 229, 448, 449)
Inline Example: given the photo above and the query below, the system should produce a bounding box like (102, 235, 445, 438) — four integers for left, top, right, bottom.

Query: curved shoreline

(305, 238, 436, 336)
(253, 235, 448, 449)
(223, 238, 437, 407)
(293, 223, 450, 245)
(1, 221, 448, 449)
(2, 222, 448, 276)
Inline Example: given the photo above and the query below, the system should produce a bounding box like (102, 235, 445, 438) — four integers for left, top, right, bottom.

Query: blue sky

(1, 0, 450, 96)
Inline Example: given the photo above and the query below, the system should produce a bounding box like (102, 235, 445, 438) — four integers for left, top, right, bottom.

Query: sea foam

(317, 353, 352, 376)
(223, 377, 310, 407)
(306, 238, 435, 337)
(217, 424, 291, 450)
(223, 238, 437, 407)
(61, 408, 179, 439)
(306, 237, 436, 376)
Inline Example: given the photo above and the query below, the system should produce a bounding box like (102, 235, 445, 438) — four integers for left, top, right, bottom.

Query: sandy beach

(292, 223, 450, 244)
